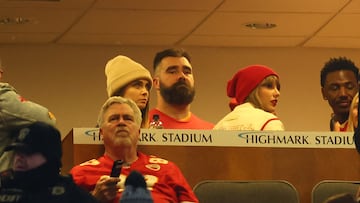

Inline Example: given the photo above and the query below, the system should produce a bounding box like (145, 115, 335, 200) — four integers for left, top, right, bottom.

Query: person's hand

(91, 175, 120, 203)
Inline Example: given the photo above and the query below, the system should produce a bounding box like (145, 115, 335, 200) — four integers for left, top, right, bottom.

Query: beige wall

(1, 45, 360, 138)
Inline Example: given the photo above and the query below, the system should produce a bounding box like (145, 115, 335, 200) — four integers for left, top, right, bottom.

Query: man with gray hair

(70, 96, 198, 203)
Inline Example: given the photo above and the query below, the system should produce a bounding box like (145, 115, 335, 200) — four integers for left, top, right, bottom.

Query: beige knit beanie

(105, 55, 153, 97)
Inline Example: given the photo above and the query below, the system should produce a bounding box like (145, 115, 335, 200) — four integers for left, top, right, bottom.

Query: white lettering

(0, 194, 21, 202)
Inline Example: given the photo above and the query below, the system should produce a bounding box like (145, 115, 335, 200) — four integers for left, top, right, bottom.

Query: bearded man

(149, 48, 214, 129)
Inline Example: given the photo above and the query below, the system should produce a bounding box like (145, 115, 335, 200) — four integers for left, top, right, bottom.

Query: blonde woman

(214, 65, 284, 131)
(345, 92, 358, 132)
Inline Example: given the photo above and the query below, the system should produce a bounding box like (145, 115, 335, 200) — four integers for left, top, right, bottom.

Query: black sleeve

(63, 175, 100, 203)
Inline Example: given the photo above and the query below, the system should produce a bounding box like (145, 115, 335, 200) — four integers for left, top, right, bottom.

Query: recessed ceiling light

(0, 17, 32, 25)
(244, 23, 277, 30)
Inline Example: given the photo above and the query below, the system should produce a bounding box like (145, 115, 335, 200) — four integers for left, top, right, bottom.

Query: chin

(266, 108, 276, 114)
(137, 103, 146, 110)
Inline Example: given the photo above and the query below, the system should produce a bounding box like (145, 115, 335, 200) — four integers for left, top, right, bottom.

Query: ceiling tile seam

(297, 0, 353, 47)
(173, 0, 226, 46)
(310, 36, 360, 39)
(92, 8, 213, 12)
(188, 34, 305, 38)
(52, 0, 97, 44)
(217, 11, 334, 14)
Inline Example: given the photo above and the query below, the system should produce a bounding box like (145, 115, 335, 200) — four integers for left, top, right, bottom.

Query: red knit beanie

(227, 65, 279, 105)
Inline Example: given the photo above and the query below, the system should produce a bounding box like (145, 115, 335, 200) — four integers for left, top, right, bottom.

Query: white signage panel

(72, 128, 355, 149)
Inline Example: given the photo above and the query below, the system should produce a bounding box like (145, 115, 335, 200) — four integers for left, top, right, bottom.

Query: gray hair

(97, 96, 142, 127)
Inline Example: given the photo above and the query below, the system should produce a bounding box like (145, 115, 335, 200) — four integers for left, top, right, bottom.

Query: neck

(332, 113, 349, 124)
(105, 146, 138, 164)
(13, 162, 59, 189)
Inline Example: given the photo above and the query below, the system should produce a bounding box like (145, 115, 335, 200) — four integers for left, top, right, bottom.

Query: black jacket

(0, 171, 98, 203)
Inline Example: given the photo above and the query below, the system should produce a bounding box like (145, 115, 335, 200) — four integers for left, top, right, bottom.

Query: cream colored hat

(105, 55, 152, 97)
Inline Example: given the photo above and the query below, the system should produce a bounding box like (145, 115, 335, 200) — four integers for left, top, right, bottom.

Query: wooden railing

(62, 128, 360, 203)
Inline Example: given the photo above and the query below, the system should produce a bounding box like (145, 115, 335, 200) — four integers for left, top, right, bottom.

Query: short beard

(159, 80, 195, 105)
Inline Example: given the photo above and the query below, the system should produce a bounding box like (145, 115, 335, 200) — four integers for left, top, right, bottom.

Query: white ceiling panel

(182, 35, 306, 47)
(0, 0, 94, 8)
(314, 14, 360, 36)
(68, 10, 209, 35)
(340, 0, 360, 13)
(59, 33, 183, 46)
(0, 0, 360, 48)
(0, 7, 86, 32)
(0, 32, 58, 43)
(192, 13, 333, 36)
(218, 0, 350, 12)
(304, 36, 360, 48)
(93, 0, 223, 10)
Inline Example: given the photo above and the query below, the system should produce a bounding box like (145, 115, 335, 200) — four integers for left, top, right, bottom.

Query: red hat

(227, 65, 278, 105)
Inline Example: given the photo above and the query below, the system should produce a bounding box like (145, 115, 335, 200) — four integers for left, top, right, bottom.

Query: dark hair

(320, 57, 359, 87)
(153, 48, 191, 71)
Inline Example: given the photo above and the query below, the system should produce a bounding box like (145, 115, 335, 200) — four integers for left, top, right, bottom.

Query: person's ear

(321, 87, 327, 100)
(99, 128, 104, 140)
(153, 77, 160, 90)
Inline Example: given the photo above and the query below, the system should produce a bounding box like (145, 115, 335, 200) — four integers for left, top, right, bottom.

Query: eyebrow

(166, 65, 192, 70)
(166, 65, 178, 70)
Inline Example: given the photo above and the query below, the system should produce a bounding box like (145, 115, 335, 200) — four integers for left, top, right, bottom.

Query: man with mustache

(320, 56, 359, 131)
(149, 48, 213, 129)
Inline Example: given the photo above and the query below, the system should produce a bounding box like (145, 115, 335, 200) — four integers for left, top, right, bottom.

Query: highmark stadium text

(140, 131, 354, 146)
(74, 128, 355, 148)
(238, 133, 354, 145)
(140, 132, 212, 143)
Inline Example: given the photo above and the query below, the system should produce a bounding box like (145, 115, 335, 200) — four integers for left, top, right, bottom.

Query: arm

(0, 83, 56, 128)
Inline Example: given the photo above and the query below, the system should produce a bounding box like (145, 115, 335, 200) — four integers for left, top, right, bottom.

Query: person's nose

(116, 117, 127, 126)
(274, 88, 280, 98)
(339, 86, 347, 96)
(177, 71, 186, 82)
(141, 87, 149, 96)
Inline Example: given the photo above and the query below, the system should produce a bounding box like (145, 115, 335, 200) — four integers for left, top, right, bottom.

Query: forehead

(137, 79, 150, 84)
(325, 70, 357, 84)
(15, 151, 45, 159)
(160, 56, 192, 69)
(105, 103, 134, 116)
(128, 79, 150, 85)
